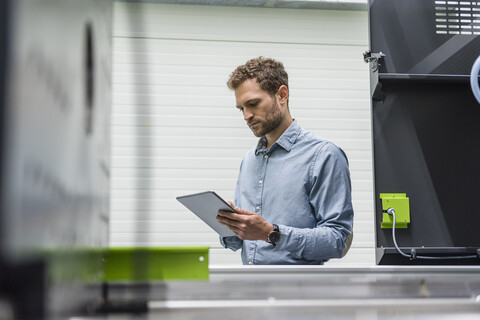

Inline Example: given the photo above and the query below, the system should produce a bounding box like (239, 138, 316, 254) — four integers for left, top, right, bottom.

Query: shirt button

(259, 179, 263, 184)
(265, 155, 269, 159)
(248, 261, 253, 265)
(256, 206, 260, 211)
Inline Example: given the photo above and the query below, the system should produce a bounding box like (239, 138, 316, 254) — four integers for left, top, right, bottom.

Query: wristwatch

(267, 224, 281, 246)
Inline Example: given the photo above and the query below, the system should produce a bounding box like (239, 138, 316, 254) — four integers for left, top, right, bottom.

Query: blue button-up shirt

(220, 120, 354, 265)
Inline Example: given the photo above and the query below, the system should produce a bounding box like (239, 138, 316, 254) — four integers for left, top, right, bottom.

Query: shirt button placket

(255, 153, 266, 215)
(257, 153, 268, 215)
(253, 152, 269, 265)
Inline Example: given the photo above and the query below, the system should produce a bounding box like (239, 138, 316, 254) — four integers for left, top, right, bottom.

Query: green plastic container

(103, 247, 209, 281)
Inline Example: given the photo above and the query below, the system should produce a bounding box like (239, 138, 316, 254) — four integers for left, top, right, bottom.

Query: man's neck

(265, 116, 294, 150)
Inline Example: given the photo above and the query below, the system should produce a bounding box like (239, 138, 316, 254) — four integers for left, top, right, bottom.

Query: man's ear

(277, 85, 289, 106)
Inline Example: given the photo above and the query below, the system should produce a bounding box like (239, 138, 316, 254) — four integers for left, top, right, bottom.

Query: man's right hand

(217, 201, 272, 242)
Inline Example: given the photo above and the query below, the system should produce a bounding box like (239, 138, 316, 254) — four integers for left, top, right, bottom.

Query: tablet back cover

(177, 191, 236, 237)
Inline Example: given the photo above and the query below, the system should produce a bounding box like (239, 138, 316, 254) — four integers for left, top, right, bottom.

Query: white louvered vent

(435, 1, 480, 34)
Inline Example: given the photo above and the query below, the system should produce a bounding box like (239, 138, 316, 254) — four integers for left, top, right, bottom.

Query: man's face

(234, 79, 284, 137)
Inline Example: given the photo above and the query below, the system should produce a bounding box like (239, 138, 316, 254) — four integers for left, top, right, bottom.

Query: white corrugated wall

(110, 1, 374, 265)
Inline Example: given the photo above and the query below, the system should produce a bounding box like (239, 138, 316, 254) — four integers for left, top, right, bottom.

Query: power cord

(387, 208, 479, 260)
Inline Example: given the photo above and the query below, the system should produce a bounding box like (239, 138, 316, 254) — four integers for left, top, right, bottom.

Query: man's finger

(217, 210, 243, 221)
(217, 215, 242, 232)
(218, 206, 254, 217)
(233, 207, 255, 215)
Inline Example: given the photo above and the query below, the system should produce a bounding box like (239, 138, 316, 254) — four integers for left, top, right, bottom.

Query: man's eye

(238, 108, 244, 113)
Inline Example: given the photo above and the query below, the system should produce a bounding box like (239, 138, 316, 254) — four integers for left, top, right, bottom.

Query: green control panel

(380, 193, 410, 229)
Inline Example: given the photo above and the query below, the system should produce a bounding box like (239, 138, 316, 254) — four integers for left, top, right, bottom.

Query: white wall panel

(111, 2, 374, 266)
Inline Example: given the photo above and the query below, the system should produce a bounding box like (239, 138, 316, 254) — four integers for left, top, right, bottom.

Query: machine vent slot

(435, 0, 480, 34)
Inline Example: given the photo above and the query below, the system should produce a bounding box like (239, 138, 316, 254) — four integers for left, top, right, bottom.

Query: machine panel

(368, 0, 480, 264)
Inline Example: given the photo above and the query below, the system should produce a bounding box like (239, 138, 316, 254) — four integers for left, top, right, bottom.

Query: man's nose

(243, 108, 253, 121)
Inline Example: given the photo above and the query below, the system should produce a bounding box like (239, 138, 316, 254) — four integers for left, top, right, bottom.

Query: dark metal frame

(367, 0, 480, 265)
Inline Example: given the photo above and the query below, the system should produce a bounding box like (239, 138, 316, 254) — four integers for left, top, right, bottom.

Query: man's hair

(227, 57, 289, 98)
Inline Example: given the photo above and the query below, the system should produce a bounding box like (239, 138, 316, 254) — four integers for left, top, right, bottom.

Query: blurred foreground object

(0, 0, 112, 318)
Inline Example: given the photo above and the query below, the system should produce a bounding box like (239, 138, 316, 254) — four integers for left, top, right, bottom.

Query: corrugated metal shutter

(111, 2, 374, 265)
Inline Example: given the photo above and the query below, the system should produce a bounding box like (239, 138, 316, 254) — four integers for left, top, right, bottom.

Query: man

(216, 57, 353, 265)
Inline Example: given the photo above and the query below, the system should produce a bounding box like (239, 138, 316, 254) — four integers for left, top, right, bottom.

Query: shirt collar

(255, 120, 301, 155)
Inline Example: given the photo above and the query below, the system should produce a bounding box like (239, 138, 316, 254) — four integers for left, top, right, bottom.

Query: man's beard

(249, 100, 284, 137)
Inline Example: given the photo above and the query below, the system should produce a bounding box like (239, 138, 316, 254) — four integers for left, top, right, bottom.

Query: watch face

(268, 231, 281, 244)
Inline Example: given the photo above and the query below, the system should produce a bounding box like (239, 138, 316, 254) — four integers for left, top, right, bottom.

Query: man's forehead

(234, 79, 267, 101)
(236, 78, 261, 91)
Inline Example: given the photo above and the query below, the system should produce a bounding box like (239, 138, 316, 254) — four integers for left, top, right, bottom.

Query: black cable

(387, 208, 478, 260)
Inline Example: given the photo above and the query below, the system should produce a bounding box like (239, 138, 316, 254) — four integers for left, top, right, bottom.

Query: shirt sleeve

(277, 142, 354, 262)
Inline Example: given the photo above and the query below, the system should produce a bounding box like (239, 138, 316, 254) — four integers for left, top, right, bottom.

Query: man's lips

(248, 122, 259, 128)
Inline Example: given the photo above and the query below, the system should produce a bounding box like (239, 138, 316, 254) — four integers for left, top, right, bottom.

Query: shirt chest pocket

(264, 167, 315, 228)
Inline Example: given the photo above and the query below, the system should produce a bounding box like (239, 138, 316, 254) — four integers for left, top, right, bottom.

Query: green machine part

(103, 247, 210, 282)
(380, 193, 410, 229)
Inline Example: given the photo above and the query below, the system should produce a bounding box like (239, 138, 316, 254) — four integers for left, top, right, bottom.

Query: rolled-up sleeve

(220, 236, 243, 251)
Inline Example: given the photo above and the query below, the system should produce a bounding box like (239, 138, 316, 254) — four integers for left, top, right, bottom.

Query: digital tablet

(176, 191, 236, 237)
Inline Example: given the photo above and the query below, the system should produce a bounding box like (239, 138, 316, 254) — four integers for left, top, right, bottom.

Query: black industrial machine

(366, 0, 480, 265)
(0, 1, 112, 318)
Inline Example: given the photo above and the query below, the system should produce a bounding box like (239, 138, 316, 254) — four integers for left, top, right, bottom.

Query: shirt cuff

(220, 236, 243, 251)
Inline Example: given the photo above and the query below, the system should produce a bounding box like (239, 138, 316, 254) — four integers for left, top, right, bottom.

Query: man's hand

(217, 201, 273, 241)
